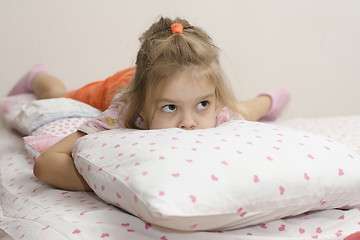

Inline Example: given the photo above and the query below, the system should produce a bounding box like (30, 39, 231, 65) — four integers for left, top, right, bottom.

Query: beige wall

(1, 0, 359, 119)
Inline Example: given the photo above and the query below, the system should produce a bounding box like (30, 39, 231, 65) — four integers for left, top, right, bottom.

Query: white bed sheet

(1, 115, 360, 240)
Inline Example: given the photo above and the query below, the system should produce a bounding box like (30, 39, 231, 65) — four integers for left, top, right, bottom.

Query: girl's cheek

(149, 112, 171, 129)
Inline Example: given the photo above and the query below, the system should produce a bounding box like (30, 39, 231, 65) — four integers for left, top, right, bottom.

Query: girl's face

(148, 73, 217, 130)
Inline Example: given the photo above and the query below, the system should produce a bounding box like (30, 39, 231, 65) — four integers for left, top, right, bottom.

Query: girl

(8, 17, 290, 191)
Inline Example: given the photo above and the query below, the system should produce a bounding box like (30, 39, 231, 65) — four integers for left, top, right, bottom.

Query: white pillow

(13, 98, 101, 135)
(72, 120, 360, 231)
(0, 93, 37, 125)
(0, 94, 101, 135)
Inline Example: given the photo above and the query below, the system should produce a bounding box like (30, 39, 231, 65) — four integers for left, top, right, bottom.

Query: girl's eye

(197, 101, 209, 110)
(162, 104, 177, 113)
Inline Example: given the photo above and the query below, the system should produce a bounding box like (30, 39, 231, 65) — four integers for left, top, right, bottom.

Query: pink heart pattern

(72, 120, 360, 231)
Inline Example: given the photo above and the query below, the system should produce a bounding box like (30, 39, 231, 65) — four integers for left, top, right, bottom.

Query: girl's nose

(178, 112, 197, 130)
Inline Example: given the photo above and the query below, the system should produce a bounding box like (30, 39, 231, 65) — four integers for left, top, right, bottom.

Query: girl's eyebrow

(156, 93, 215, 104)
(156, 97, 176, 104)
(198, 93, 216, 101)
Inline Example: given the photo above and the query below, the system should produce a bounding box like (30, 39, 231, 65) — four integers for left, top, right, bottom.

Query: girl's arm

(33, 131, 92, 191)
(239, 88, 291, 121)
(238, 95, 272, 121)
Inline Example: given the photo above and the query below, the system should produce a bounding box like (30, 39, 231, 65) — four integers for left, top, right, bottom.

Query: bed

(1, 94, 360, 240)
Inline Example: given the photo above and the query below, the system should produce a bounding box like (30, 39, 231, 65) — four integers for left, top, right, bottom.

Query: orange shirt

(64, 67, 135, 111)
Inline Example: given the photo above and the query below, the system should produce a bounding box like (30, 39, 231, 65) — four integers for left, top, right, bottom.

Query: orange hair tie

(171, 23, 183, 35)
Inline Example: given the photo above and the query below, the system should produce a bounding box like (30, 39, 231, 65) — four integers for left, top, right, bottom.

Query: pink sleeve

(78, 92, 128, 134)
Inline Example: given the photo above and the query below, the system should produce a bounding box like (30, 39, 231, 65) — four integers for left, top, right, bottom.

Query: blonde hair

(125, 17, 242, 129)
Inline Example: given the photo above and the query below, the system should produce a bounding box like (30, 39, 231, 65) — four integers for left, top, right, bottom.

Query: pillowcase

(72, 120, 360, 231)
(0, 94, 101, 135)
(12, 97, 101, 135)
(0, 93, 37, 125)
(0, 94, 99, 159)
(23, 135, 64, 159)
(23, 117, 93, 159)
(31, 117, 93, 137)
